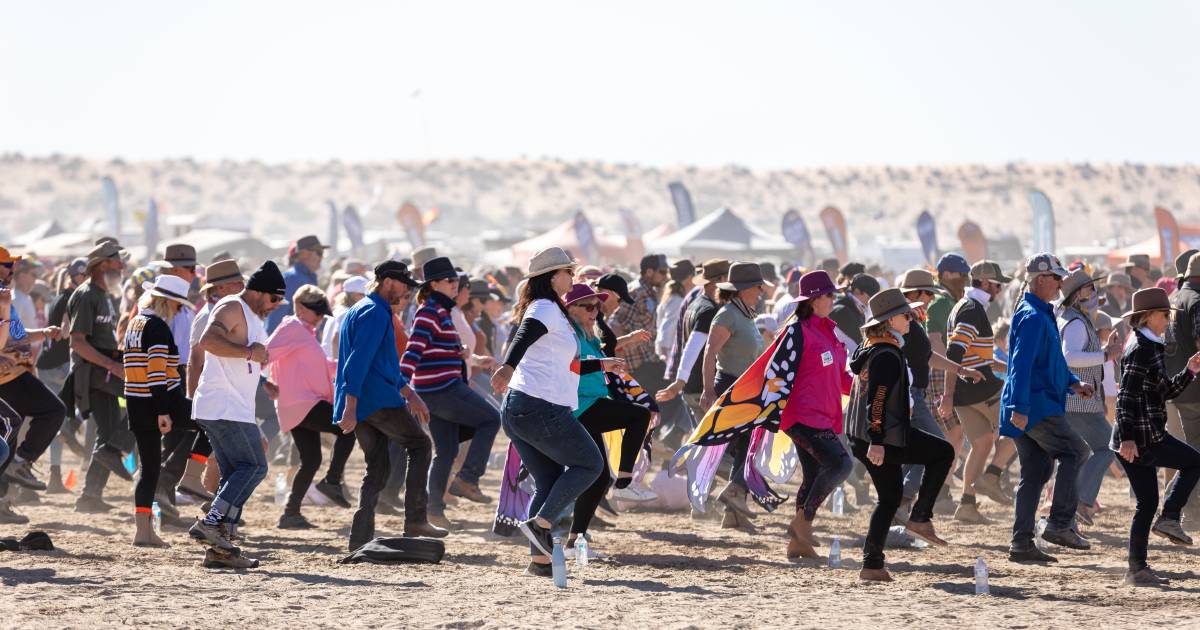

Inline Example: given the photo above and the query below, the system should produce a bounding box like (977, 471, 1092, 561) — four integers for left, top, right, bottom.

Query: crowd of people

(1, 232, 1199, 585)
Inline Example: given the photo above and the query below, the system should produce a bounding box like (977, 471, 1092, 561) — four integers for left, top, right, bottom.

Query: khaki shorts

(955, 396, 1000, 442)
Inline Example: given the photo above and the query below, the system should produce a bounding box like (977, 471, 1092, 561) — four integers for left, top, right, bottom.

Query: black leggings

(713, 371, 751, 489)
(571, 397, 652, 535)
(1119, 434, 1200, 571)
(850, 428, 955, 570)
(287, 401, 356, 513)
(133, 429, 163, 510)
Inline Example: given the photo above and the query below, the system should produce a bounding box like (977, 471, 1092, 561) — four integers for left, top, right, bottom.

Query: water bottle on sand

(576, 538, 589, 568)
(974, 557, 989, 595)
(552, 538, 567, 588)
(1035, 516, 1048, 551)
(832, 487, 845, 516)
(828, 536, 842, 568)
(275, 472, 288, 506)
(152, 502, 162, 535)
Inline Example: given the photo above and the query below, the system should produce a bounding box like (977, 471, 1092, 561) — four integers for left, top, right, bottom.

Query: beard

(104, 270, 123, 297)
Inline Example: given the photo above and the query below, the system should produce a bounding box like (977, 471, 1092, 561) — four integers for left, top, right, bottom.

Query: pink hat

(562, 283, 609, 307)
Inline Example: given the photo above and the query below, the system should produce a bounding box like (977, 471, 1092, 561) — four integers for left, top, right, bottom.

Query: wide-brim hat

(1184, 252, 1200, 279)
(199, 259, 244, 292)
(794, 270, 838, 302)
(562, 283, 610, 307)
(897, 268, 943, 295)
(141, 275, 195, 310)
(1105, 272, 1134, 292)
(421, 256, 459, 283)
(524, 247, 576, 280)
(716, 261, 771, 292)
(1059, 269, 1096, 302)
(861, 288, 923, 329)
(1122, 287, 1182, 320)
(697, 258, 731, 284)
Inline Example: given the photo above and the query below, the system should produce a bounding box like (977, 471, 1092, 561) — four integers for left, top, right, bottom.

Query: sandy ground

(4, 443, 1200, 630)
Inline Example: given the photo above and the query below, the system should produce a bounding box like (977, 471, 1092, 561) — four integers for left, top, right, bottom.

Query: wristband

(246, 346, 253, 361)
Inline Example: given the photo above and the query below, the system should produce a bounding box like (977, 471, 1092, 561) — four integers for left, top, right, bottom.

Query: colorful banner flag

(573, 210, 597, 261)
(1029, 190, 1056, 254)
(668, 182, 696, 228)
(617, 206, 643, 240)
(144, 199, 159, 263)
(957, 220, 988, 263)
(820, 206, 848, 264)
(326, 200, 339, 256)
(101, 176, 120, 238)
(916, 210, 938, 264)
(1156, 206, 1181, 266)
(781, 208, 812, 251)
(397, 201, 425, 248)
(342, 205, 364, 250)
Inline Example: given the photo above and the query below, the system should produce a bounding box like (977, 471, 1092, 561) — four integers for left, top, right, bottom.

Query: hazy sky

(2, 1, 1198, 169)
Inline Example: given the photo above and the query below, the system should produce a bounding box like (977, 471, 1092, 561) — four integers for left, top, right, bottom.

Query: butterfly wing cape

(492, 443, 532, 537)
(603, 369, 657, 477)
(670, 319, 803, 512)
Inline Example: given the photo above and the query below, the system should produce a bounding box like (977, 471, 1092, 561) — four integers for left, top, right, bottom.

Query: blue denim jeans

(423, 381, 501, 512)
(785, 423, 852, 520)
(1067, 411, 1114, 508)
(1011, 415, 1090, 548)
(501, 389, 602, 530)
(902, 388, 945, 499)
(199, 419, 268, 523)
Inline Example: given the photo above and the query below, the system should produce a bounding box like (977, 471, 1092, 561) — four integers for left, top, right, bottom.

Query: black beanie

(246, 260, 287, 296)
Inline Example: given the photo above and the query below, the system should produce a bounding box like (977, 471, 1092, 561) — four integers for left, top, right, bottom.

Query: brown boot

(905, 520, 949, 546)
(132, 512, 169, 548)
(721, 508, 758, 532)
(859, 567, 894, 582)
(786, 512, 820, 560)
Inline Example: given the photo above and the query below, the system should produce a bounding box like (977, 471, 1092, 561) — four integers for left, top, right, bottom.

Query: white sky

(1, 1, 1198, 169)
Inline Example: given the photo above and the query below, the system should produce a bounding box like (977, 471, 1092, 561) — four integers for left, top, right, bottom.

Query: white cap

(343, 275, 369, 295)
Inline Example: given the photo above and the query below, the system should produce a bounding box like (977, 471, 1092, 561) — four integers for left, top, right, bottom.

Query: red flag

(957, 221, 988, 263)
(820, 206, 849, 264)
(397, 201, 426, 248)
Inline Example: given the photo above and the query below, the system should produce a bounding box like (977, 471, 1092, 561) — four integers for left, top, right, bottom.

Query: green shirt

(711, 302, 765, 377)
(926, 293, 954, 339)
(574, 326, 609, 418)
(68, 280, 119, 358)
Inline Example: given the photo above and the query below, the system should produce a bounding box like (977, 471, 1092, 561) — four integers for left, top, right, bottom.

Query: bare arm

(187, 345, 204, 397)
(198, 302, 258, 360)
(70, 331, 122, 378)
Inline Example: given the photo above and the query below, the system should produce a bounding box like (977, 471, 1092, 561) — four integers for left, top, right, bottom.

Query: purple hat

(795, 270, 838, 302)
(562, 283, 609, 307)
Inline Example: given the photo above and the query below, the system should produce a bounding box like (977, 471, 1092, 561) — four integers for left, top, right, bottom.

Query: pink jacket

(267, 317, 337, 432)
(779, 316, 852, 433)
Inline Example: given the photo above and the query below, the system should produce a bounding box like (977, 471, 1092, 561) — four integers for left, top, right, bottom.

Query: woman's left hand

(866, 444, 885, 466)
(158, 414, 172, 435)
(1117, 439, 1138, 463)
(959, 367, 984, 384)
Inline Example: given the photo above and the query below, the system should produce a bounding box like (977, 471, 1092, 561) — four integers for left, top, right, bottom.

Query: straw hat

(141, 275, 195, 310)
(524, 247, 576, 279)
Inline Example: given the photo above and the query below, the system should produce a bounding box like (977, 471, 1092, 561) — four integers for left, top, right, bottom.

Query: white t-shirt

(509, 299, 579, 409)
(452, 307, 476, 354)
(321, 307, 352, 359)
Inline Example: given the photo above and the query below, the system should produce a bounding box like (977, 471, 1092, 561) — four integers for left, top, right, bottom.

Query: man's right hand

(248, 343, 269, 364)
(107, 361, 124, 380)
(1010, 412, 1028, 431)
(337, 410, 358, 435)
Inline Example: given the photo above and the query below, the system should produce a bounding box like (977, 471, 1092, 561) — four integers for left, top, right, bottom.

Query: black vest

(846, 344, 910, 448)
(1167, 283, 1200, 403)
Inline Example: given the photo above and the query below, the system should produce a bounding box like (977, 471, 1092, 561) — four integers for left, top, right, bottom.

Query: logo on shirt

(821, 351, 834, 367)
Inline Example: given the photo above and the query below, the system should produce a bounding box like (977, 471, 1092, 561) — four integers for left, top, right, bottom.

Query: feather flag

(342, 205, 364, 251)
(617, 207, 643, 240)
(916, 210, 938, 264)
(1156, 206, 1181, 266)
(101, 176, 120, 238)
(397, 201, 425, 248)
(1029, 190, 1056, 254)
(957, 220, 988, 263)
(820, 206, 848, 264)
(573, 211, 598, 262)
(326, 200, 340, 256)
(143, 199, 159, 264)
(782, 208, 814, 264)
(668, 182, 696, 228)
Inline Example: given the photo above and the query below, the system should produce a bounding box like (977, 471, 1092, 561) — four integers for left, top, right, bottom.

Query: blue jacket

(999, 292, 1080, 436)
(333, 292, 408, 423)
(266, 262, 318, 333)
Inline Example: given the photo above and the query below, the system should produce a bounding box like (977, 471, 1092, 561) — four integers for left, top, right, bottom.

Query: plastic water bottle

(575, 538, 589, 568)
(828, 535, 842, 568)
(275, 472, 288, 506)
(831, 487, 845, 516)
(551, 537, 567, 588)
(151, 501, 162, 535)
(1035, 516, 1048, 551)
(974, 557, 989, 595)
(122, 452, 137, 474)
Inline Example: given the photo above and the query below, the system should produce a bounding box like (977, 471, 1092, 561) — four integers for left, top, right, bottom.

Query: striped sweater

(123, 310, 181, 415)
(400, 293, 466, 393)
(946, 290, 1004, 405)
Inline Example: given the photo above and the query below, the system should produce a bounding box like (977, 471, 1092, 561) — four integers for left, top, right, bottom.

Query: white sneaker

(612, 486, 658, 503)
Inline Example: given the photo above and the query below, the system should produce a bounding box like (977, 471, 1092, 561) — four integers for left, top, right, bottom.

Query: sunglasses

(572, 302, 600, 312)
(0, 263, 12, 269)
(268, 294, 284, 304)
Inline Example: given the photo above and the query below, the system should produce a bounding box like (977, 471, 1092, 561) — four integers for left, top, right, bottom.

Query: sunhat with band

(562, 283, 609, 307)
(716, 262, 770, 292)
(141, 275, 195, 310)
(794, 270, 838, 302)
(1122, 287, 1182, 320)
(897, 268, 943, 295)
(861, 288, 923, 330)
(524, 247, 576, 279)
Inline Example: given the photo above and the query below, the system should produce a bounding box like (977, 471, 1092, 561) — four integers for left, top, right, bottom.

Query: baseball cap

(971, 260, 1014, 283)
(68, 257, 88, 276)
(342, 275, 369, 295)
(0, 246, 23, 264)
(936, 253, 971, 275)
(597, 273, 634, 304)
(1025, 253, 1068, 278)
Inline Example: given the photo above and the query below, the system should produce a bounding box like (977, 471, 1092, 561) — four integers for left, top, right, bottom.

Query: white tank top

(193, 295, 267, 423)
